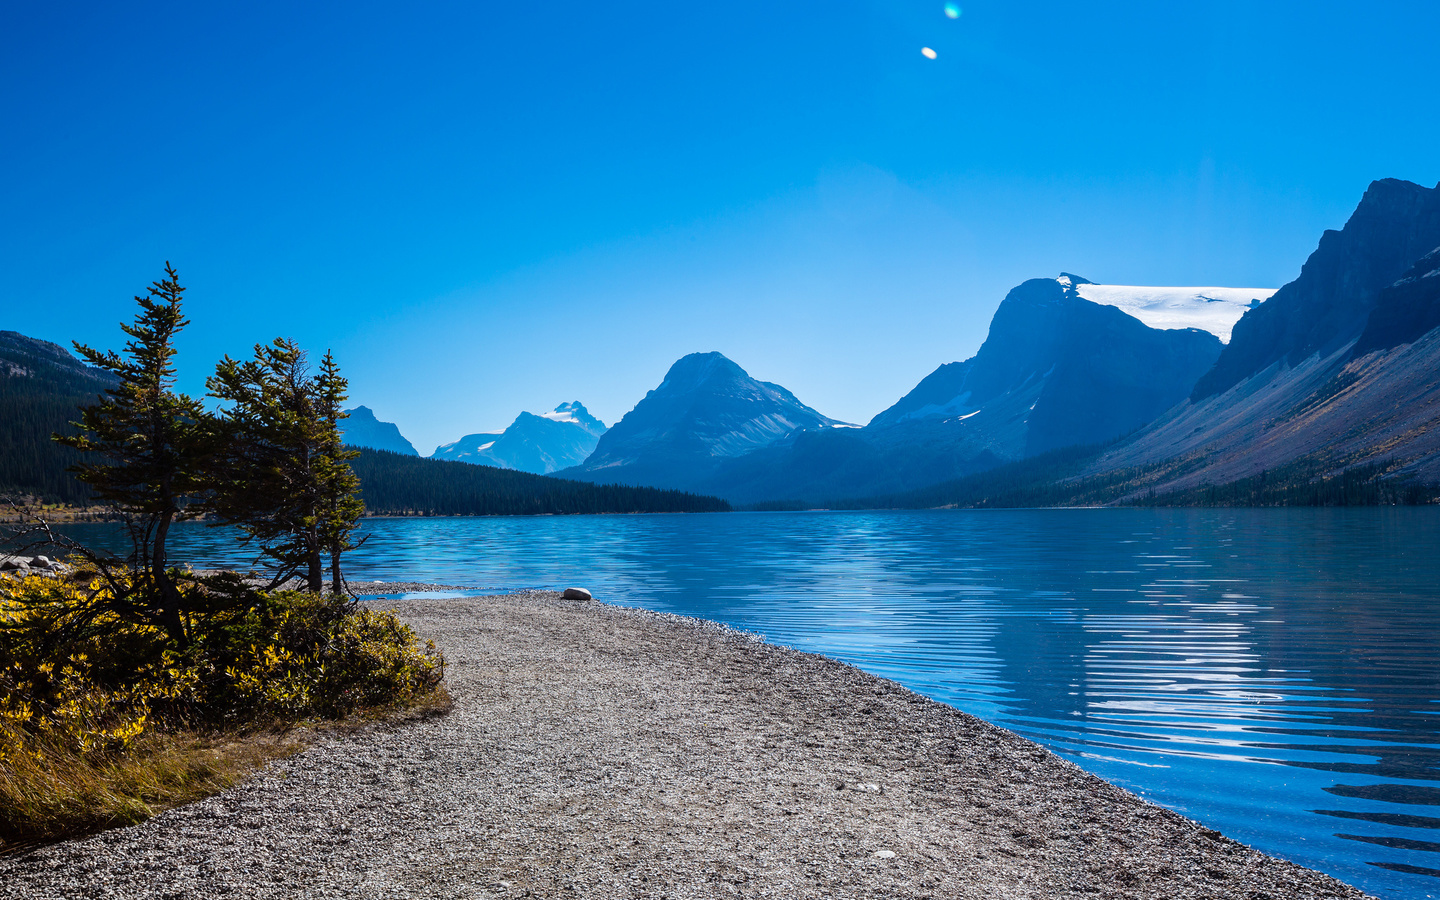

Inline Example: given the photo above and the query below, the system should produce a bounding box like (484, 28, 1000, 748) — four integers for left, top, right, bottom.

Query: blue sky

(4, 1, 1438, 454)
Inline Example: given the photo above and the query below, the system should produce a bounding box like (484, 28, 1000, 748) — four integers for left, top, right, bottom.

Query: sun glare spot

(921, 46, 938, 59)
(944, 3, 961, 18)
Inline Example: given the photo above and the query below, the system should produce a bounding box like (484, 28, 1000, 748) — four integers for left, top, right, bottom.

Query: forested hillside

(749, 443, 1438, 510)
(351, 449, 730, 515)
(0, 332, 115, 504)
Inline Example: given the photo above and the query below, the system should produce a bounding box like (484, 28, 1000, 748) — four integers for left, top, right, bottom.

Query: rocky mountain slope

(431, 402, 607, 475)
(558, 352, 846, 491)
(339, 406, 419, 456)
(1089, 178, 1440, 493)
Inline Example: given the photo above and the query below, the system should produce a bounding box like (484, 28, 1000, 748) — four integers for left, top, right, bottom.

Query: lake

(58, 508, 1440, 899)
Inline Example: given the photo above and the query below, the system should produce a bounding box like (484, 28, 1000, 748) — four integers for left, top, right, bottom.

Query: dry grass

(0, 685, 452, 853)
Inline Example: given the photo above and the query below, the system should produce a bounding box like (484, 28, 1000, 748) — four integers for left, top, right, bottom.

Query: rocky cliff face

(1092, 180, 1440, 491)
(561, 352, 844, 489)
(339, 406, 419, 456)
(1192, 178, 1440, 399)
(1350, 246, 1440, 357)
(431, 402, 607, 475)
(934, 277, 1224, 456)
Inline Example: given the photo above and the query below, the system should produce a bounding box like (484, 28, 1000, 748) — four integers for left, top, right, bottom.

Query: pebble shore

(0, 590, 1373, 899)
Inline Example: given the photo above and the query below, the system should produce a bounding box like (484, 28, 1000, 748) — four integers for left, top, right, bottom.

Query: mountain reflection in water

(58, 508, 1440, 898)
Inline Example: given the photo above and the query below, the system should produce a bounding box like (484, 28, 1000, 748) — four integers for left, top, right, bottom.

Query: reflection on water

(57, 508, 1440, 898)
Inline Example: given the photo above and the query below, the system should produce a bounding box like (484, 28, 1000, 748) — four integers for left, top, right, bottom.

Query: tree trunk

(152, 510, 188, 647)
(306, 523, 323, 594)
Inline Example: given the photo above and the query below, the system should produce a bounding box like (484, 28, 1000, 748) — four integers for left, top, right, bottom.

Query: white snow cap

(540, 401, 588, 424)
(1062, 277, 1278, 343)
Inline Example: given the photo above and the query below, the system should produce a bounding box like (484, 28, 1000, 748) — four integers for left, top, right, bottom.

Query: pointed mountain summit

(339, 406, 419, 456)
(431, 401, 607, 474)
(869, 276, 1224, 456)
(560, 352, 846, 489)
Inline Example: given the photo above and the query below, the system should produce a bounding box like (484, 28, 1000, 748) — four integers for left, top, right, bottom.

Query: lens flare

(944, 3, 961, 18)
(921, 46, 938, 59)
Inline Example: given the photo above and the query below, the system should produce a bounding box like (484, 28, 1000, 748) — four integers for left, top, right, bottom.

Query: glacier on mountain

(1065, 276, 1277, 343)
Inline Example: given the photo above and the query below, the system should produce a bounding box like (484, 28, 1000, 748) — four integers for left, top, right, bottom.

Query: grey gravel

(345, 581, 472, 596)
(0, 590, 1373, 899)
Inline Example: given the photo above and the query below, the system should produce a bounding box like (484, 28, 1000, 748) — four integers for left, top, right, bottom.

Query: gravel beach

(0, 590, 1372, 899)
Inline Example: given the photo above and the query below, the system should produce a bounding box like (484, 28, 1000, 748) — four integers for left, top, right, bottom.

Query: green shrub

(0, 571, 445, 844)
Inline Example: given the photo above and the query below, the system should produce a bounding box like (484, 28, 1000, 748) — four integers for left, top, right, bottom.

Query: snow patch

(477, 441, 496, 451)
(1071, 282, 1278, 343)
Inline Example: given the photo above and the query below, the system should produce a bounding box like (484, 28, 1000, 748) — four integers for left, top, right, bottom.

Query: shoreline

(0, 589, 1372, 899)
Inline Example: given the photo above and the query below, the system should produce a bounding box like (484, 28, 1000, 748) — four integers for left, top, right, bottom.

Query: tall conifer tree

(208, 340, 364, 593)
(55, 263, 208, 644)
(314, 351, 363, 594)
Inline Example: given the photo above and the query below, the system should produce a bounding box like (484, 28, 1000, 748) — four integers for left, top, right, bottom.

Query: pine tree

(53, 263, 209, 644)
(313, 351, 364, 594)
(208, 341, 364, 593)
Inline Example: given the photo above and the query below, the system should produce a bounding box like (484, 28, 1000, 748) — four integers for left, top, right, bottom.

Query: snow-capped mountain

(339, 406, 419, 456)
(558, 352, 847, 490)
(1067, 276, 1276, 343)
(867, 275, 1226, 455)
(430, 402, 607, 475)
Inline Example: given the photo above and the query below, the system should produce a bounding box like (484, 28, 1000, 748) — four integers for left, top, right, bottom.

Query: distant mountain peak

(656, 351, 748, 393)
(431, 400, 608, 474)
(339, 406, 419, 456)
(563, 352, 844, 488)
(537, 401, 606, 435)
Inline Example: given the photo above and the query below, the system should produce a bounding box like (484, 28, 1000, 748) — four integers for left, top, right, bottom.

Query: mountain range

(558, 277, 1268, 503)
(550, 178, 1440, 505)
(431, 402, 607, 475)
(6, 176, 1438, 510)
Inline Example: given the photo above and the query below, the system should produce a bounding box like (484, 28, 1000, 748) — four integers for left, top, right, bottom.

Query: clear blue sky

(4, 1, 1438, 454)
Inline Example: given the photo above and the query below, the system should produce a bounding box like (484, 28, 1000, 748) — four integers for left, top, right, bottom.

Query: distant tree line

(350, 449, 732, 515)
(1128, 458, 1438, 507)
(748, 442, 1438, 510)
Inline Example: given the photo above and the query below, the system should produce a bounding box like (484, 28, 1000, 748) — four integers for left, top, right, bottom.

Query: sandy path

(0, 592, 1371, 899)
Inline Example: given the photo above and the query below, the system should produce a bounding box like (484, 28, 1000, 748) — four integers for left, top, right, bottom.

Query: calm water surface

(62, 509, 1440, 898)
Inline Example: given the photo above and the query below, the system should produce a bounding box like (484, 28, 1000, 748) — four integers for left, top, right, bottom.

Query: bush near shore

(0, 569, 445, 848)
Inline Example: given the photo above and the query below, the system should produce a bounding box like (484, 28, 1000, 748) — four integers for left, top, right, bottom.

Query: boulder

(562, 587, 593, 601)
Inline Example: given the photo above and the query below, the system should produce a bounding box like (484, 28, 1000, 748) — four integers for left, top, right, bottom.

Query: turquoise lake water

(59, 509, 1440, 898)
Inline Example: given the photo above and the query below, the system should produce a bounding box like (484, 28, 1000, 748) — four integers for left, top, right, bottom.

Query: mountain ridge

(431, 401, 607, 474)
